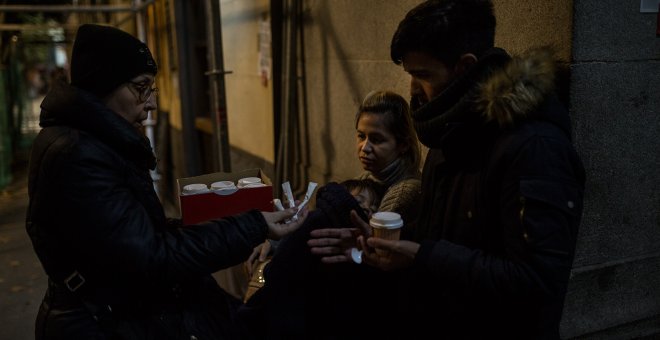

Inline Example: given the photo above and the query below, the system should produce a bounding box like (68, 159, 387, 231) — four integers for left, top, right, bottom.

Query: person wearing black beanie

(70, 24, 158, 98)
(26, 23, 307, 339)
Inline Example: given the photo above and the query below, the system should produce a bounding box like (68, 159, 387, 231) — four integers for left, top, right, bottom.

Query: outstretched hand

(357, 234, 420, 271)
(307, 210, 371, 264)
(262, 206, 308, 240)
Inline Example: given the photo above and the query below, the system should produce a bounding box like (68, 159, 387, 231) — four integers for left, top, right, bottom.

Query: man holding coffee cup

(314, 0, 585, 338)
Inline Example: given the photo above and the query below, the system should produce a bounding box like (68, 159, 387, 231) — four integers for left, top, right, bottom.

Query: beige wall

(221, 0, 275, 163)
(302, 0, 416, 184)
(214, 0, 573, 182)
(494, 0, 572, 61)
(300, 0, 572, 184)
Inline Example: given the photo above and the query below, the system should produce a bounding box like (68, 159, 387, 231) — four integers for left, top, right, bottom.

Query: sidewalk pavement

(0, 148, 256, 338)
(0, 162, 46, 339)
(0, 163, 249, 339)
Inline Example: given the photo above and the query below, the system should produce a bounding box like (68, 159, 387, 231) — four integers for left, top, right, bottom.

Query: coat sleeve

(414, 131, 584, 303)
(47, 139, 268, 285)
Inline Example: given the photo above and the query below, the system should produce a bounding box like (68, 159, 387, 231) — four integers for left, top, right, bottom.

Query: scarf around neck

(412, 48, 511, 149)
(365, 158, 410, 189)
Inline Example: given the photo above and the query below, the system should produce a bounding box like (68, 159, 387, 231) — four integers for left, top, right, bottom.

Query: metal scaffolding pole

(132, 0, 160, 196)
(0, 1, 155, 13)
(0, 4, 133, 13)
(204, 0, 231, 172)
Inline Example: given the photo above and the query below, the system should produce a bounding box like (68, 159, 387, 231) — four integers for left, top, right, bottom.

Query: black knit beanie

(70, 24, 158, 98)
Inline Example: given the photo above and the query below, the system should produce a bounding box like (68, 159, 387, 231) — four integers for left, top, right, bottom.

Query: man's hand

(307, 210, 371, 264)
(262, 206, 308, 240)
(308, 227, 359, 263)
(357, 235, 420, 271)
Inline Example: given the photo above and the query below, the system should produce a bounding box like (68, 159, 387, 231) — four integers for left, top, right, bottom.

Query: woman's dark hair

(390, 0, 496, 66)
(355, 90, 421, 174)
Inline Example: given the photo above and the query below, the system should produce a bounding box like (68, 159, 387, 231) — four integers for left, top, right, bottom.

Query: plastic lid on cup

(237, 177, 262, 187)
(369, 211, 403, 229)
(182, 183, 209, 195)
(211, 181, 236, 190)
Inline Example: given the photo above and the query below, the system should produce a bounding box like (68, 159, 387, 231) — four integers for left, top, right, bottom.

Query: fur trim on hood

(411, 47, 566, 149)
(475, 47, 559, 127)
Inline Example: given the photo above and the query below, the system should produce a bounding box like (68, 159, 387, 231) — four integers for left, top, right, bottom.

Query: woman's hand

(245, 240, 272, 276)
(307, 210, 371, 264)
(261, 206, 308, 240)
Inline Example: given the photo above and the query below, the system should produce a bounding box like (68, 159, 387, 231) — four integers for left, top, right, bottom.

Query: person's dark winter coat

(27, 82, 268, 339)
(240, 182, 394, 339)
(407, 47, 585, 339)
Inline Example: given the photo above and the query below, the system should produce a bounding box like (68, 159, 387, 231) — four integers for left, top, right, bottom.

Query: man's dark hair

(390, 0, 496, 66)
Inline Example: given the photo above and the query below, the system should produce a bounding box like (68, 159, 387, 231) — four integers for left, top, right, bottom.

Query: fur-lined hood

(411, 47, 568, 148)
(475, 47, 559, 127)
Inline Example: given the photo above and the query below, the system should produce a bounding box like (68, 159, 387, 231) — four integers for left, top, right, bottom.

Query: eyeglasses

(127, 81, 159, 103)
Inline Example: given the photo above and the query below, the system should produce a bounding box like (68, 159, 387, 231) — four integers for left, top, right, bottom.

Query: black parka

(26, 82, 268, 339)
(406, 48, 586, 339)
(239, 182, 389, 339)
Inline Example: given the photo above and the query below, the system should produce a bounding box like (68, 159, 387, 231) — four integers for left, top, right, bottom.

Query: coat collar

(412, 47, 564, 149)
(39, 81, 156, 170)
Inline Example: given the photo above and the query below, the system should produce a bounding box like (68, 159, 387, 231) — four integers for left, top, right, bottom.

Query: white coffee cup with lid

(182, 183, 210, 195)
(209, 181, 238, 195)
(211, 180, 236, 190)
(369, 211, 403, 229)
(237, 177, 262, 188)
(369, 212, 403, 255)
(350, 211, 404, 263)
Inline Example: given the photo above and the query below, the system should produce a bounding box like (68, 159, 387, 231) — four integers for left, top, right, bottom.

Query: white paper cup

(369, 212, 403, 255)
(237, 177, 262, 188)
(182, 183, 209, 195)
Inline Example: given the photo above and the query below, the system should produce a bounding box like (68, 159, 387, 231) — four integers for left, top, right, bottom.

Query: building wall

(300, 0, 573, 184)
(301, 0, 414, 184)
(221, 0, 275, 163)
(561, 0, 660, 338)
(494, 1, 572, 61)
(299, 0, 659, 338)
